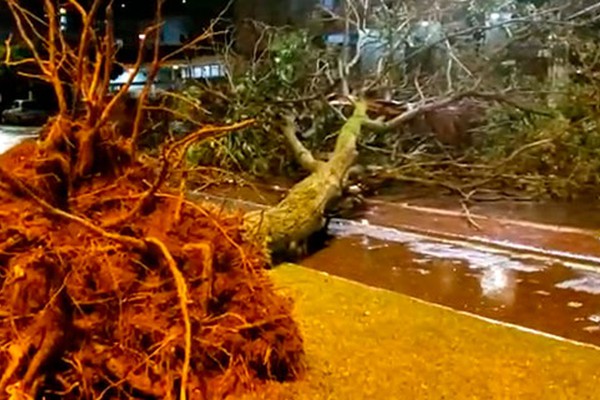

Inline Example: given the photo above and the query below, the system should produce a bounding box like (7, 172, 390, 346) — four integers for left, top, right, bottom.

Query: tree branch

(362, 91, 475, 132)
(362, 89, 552, 132)
(281, 114, 322, 173)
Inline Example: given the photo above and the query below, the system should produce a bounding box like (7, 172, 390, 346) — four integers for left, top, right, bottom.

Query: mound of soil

(0, 141, 304, 399)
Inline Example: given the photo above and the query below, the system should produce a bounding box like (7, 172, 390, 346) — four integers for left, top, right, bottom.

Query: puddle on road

(328, 219, 543, 273)
(302, 219, 600, 346)
(556, 276, 600, 295)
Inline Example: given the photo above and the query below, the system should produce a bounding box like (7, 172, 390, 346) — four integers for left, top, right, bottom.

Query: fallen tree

(3, 0, 599, 395)
(239, 91, 492, 255)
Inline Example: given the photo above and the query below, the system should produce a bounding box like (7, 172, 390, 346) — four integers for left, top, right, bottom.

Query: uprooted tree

(0, 1, 307, 398)
(2, 0, 600, 396)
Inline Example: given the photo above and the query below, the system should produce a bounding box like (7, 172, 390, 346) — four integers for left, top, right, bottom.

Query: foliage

(185, 29, 340, 177)
(0, 43, 29, 62)
(366, 77, 600, 201)
(178, 0, 600, 200)
(479, 83, 600, 199)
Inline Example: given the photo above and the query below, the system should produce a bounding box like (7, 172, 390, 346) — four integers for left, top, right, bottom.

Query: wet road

(0, 125, 38, 154)
(302, 219, 600, 346)
(373, 194, 600, 232)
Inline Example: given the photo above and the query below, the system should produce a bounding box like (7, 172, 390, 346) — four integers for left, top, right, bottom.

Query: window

(180, 63, 225, 80)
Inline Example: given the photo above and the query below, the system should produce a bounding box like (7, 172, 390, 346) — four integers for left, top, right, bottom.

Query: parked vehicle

(1, 99, 50, 126)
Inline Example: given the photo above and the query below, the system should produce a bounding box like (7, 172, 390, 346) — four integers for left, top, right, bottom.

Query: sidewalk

(243, 264, 600, 399)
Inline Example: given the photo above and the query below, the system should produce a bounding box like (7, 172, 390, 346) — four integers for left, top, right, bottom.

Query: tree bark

(243, 101, 367, 256)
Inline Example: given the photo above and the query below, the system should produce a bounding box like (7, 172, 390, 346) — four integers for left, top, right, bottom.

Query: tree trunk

(243, 101, 367, 256)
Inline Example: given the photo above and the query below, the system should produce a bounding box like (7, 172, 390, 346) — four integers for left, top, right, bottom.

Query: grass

(240, 264, 600, 399)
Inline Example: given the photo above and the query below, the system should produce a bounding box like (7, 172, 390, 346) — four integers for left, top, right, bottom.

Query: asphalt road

(0, 125, 38, 154)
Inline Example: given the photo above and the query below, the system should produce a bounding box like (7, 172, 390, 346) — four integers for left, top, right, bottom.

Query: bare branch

(362, 88, 552, 133)
(44, 0, 68, 114)
(281, 114, 322, 172)
(130, 0, 165, 154)
(363, 91, 476, 131)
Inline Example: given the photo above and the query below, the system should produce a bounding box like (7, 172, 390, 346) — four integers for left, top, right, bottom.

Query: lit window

(192, 66, 201, 78)
(60, 15, 67, 31)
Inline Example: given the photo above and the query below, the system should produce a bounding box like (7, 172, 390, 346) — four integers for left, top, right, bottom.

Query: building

(109, 55, 227, 96)
(51, 0, 231, 92)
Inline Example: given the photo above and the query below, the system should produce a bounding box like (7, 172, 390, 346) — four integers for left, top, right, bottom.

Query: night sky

(0, 0, 235, 43)
(114, 0, 233, 20)
(0, 0, 234, 22)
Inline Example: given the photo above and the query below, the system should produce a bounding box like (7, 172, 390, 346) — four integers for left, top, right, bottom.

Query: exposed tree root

(105, 120, 255, 229)
(145, 237, 192, 400)
(0, 1, 303, 398)
(0, 141, 304, 399)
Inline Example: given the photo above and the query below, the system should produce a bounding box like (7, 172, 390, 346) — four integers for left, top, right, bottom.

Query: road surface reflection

(0, 126, 38, 154)
(302, 219, 600, 346)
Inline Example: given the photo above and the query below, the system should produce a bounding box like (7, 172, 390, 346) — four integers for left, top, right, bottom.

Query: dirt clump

(0, 141, 305, 399)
